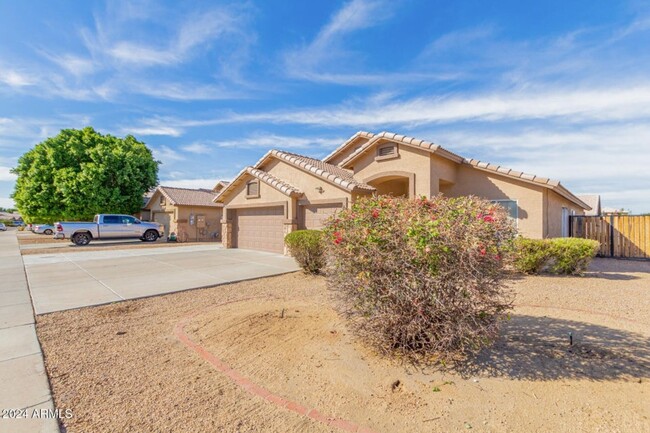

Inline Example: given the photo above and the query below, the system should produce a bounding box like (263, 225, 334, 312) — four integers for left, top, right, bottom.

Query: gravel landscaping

(36, 258, 650, 433)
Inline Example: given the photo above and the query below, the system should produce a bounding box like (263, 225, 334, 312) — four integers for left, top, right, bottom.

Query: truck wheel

(143, 230, 158, 242)
(44, 229, 53, 235)
(72, 232, 91, 246)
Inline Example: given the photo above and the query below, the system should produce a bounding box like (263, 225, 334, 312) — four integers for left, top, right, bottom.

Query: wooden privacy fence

(570, 215, 650, 259)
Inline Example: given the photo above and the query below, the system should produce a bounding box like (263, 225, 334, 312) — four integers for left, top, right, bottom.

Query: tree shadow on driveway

(458, 315, 650, 381)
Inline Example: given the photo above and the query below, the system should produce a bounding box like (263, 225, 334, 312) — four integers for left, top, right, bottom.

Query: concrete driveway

(23, 244, 300, 314)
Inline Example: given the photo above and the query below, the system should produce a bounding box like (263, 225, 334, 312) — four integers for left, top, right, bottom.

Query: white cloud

(181, 142, 211, 154)
(187, 84, 650, 127)
(0, 68, 35, 87)
(152, 145, 185, 162)
(41, 53, 96, 77)
(124, 125, 183, 137)
(284, 0, 393, 82)
(108, 42, 178, 66)
(131, 81, 243, 101)
(422, 25, 496, 56)
(0, 167, 17, 181)
(102, 6, 248, 67)
(215, 133, 344, 149)
(158, 178, 220, 189)
(0, 197, 15, 208)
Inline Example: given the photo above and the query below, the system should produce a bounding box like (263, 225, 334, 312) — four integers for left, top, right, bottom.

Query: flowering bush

(323, 195, 518, 362)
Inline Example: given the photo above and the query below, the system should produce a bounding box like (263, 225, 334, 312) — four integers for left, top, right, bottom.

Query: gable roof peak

(322, 130, 375, 164)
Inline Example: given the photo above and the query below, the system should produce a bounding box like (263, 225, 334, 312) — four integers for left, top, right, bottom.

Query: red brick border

(173, 298, 378, 433)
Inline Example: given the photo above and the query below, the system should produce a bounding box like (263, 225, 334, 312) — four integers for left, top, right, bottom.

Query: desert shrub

(548, 238, 600, 275)
(513, 238, 552, 274)
(513, 237, 599, 275)
(284, 229, 325, 274)
(323, 195, 518, 362)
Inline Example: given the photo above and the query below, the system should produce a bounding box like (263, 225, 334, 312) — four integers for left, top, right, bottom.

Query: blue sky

(1, 0, 649, 212)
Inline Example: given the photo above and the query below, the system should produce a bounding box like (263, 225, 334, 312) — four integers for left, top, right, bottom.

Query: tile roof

(464, 159, 590, 210)
(146, 186, 222, 208)
(246, 168, 302, 196)
(213, 167, 303, 203)
(337, 131, 464, 168)
(322, 131, 375, 163)
(330, 130, 588, 210)
(259, 150, 375, 192)
(212, 180, 230, 192)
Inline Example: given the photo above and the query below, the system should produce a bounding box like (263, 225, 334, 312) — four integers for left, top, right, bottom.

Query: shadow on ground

(588, 257, 650, 274)
(458, 315, 650, 381)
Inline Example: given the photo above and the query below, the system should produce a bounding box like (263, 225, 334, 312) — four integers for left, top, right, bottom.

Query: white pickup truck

(54, 214, 164, 246)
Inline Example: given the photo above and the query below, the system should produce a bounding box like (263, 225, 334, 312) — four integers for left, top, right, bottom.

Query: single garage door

(299, 203, 343, 230)
(153, 212, 172, 237)
(234, 206, 285, 253)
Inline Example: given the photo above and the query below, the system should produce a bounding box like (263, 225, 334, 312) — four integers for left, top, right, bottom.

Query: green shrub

(548, 238, 600, 275)
(513, 237, 599, 275)
(284, 230, 325, 274)
(324, 195, 518, 362)
(513, 238, 552, 274)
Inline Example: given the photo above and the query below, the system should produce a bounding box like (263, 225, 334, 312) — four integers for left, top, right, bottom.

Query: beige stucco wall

(174, 206, 222, 241)
(351, 143, 434, 197)
(544, 189, 585, 238)
(144, 190, 222, 240)
(226, 173, 290, 208)
(262, 159, 353, 205)
(440, 165, 546, 239)
(145, 191, 177, 232)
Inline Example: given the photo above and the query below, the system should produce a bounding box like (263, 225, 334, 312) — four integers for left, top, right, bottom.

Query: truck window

(121, 216, 136, 224)
(103, 215, 120, 224)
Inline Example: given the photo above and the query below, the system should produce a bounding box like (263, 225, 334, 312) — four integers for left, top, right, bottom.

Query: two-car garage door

(233, 206, 285, 253)
(232, 202, 343, 254)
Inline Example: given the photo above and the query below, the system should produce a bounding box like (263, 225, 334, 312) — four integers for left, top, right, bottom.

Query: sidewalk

(0, 232, 59, 433)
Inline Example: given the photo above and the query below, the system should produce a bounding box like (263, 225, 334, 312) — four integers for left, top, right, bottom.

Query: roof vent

(378, 145, 396, 157)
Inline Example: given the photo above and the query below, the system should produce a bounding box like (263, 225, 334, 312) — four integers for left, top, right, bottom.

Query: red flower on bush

(333, 231, 343, 245)
(480, 248, 487, 256)
(483, 215, 495, 223)
(372, 209, 380, 218)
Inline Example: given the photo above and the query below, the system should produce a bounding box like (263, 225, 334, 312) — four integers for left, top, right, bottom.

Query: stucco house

(214, 131, 590, 254)
(142, 186, 223, 242)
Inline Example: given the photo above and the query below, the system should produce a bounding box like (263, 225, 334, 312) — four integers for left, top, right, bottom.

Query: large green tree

(12, 127, 159, 223)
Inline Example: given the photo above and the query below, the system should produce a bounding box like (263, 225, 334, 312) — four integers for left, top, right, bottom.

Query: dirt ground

(17, 231, 212, 255)
(37, 258, 650, 433)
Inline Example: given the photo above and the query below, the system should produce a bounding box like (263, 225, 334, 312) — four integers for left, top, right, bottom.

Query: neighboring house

(578, 195, 602, 216)
(137, 191, 155, 221)
(142, 186, 223, 242)
(212, 180, 230, 194)
(0, 211, 22, 221)
(602, 207, 630, 216)
(215, 131, 590, 254)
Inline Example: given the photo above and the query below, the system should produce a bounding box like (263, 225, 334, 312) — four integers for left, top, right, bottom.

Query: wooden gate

(570, 215, 650, 259)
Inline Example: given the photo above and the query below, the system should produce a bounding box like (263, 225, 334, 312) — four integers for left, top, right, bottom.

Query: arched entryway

(364, 171, 415, 198)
